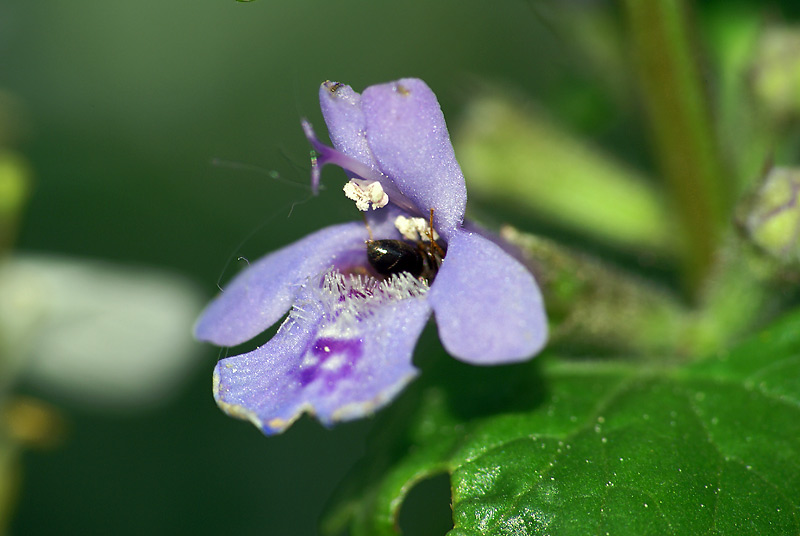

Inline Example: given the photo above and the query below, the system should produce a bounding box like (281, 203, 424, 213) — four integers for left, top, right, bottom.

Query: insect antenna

(428, 208, 445, 256)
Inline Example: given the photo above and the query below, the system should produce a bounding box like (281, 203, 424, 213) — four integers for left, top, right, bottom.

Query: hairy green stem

(502, 226, 688, 356)
(505, 225, 782, 358)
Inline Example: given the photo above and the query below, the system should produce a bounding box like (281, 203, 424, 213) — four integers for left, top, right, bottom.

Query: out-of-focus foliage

(744, 167, 800, 265)
(751, 26, 800, 122)
(457, 97, 677, 255)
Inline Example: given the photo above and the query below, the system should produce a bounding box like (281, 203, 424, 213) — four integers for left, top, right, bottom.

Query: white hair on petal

(283, 268, 427, 336)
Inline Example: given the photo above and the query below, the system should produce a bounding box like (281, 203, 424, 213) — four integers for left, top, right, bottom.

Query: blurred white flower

(0, 255, 205, 409)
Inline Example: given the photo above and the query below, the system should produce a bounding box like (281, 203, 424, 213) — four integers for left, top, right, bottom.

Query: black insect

(366, 209, 446, 283)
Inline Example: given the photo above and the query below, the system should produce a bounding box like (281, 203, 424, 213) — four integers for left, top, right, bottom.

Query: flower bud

(751, 27, 800, 121)
(744, 167, 800, 263)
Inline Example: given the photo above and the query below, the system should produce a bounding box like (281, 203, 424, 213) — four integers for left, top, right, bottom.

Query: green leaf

(324, 311, 800, 535)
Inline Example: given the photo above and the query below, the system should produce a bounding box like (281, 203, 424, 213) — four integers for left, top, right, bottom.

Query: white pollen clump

(343, 178, 389, 211)
(394, 215, 439, 242)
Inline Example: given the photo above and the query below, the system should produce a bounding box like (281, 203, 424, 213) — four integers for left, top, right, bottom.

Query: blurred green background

(2, 0, 799, 535)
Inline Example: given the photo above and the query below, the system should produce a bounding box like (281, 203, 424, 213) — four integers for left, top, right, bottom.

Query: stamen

(394, 215, 440, 242)
(344, 179, 389, 211)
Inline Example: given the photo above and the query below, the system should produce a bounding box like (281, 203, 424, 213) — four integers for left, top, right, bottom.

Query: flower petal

(318, 81, 374, 166)
(361, 78, 467, 237)
(213, 270, 431, 434)
(428, 230, 548, 364)
(194, 222, 368, 347)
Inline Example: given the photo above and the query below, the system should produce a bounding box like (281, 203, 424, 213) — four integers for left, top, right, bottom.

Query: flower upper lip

(312, 78, 468, 241)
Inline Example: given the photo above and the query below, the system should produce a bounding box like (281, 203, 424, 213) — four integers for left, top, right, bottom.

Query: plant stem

(505, 227, 778, 358)
(621, 0, 729, 299)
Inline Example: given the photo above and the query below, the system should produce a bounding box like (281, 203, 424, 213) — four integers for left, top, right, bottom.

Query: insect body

(365, 209, 446, 284)
(366, 209, 446, 283)
(367, 239, 444, 282)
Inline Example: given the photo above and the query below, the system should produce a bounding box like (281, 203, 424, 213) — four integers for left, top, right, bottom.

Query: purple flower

(195, 78, 547, 434)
